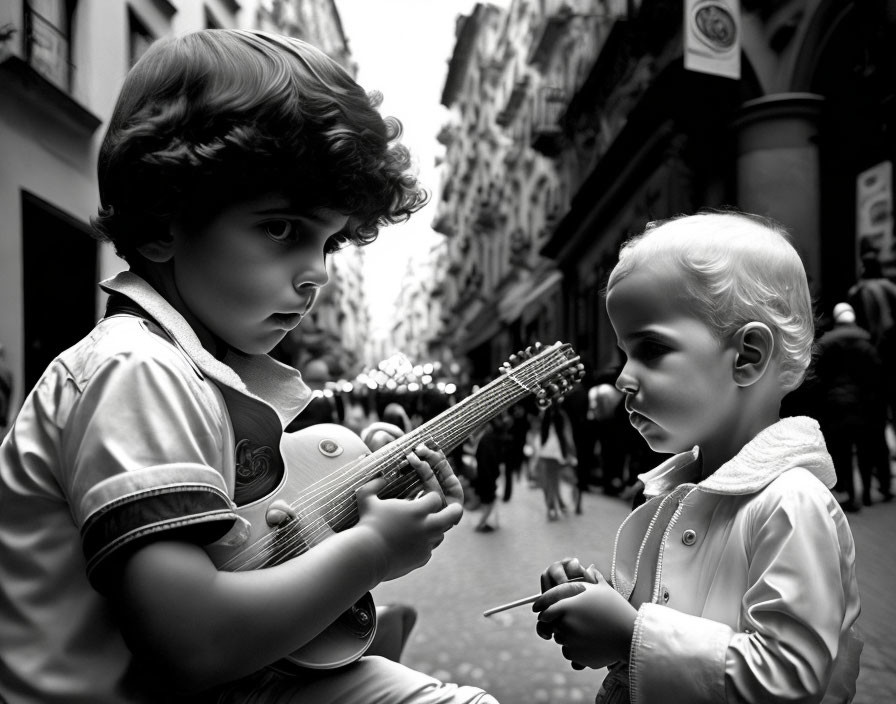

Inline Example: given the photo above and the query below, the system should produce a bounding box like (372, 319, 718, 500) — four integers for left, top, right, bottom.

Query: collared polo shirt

(0, 271, 311, 703)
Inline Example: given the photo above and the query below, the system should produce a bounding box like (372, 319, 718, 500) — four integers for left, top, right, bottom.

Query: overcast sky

(334, 1, 509, 334)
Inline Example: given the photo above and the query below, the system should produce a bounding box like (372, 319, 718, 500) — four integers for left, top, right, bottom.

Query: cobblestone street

(374, 472, 896, 703)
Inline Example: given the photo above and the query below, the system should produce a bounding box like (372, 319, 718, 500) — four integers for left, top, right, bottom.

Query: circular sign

(691, 1, 737, 52)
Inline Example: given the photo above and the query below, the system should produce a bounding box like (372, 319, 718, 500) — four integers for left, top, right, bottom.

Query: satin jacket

(604, 416, 862, 704)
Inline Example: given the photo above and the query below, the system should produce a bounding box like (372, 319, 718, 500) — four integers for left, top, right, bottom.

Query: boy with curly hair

(0, 30, 496, 704)
(533, 211, 862, 703)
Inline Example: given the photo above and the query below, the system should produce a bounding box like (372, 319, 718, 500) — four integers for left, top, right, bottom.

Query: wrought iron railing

(24, 1, 72, 91)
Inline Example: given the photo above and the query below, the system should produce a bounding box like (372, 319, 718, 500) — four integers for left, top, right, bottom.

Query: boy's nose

(292, 265, 329, 291)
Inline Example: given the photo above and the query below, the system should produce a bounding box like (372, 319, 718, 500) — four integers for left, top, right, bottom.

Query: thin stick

(482, 577, 584, 617)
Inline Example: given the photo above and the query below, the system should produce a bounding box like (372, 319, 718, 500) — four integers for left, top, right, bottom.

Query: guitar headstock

(498, 341, 585, 409)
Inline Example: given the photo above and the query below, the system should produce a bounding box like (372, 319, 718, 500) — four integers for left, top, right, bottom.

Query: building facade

(435, 0, 896, 382)
(0, 0, 366, 412)
(434, 0, 614, 382)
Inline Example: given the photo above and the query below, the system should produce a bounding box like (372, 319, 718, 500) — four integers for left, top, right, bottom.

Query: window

(25, 0, 75, 91)
(205, 6, 223, 29)
(128, 9, 154, 66)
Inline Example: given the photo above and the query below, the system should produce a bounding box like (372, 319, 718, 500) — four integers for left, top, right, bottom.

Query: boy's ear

(732, 322, 774, 387)
(136, 236, 175, 263)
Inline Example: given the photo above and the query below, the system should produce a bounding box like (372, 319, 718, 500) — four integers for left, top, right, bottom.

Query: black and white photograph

(1, 1, 894, 702)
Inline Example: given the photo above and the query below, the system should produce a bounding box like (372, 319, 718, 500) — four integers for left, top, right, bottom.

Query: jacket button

(662, 588, 670, 603)
(682, 529, 697, 546)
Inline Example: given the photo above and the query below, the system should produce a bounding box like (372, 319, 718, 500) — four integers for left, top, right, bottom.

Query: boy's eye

(264, 220, 296, 242)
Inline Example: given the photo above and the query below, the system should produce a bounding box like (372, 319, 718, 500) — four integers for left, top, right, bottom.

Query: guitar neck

(383, 342, 575, 456)
(324, 343, 576, 528)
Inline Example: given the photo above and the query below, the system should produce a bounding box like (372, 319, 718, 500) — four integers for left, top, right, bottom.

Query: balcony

(527, 9, 573, 70)
(25, 3, 71, 92)
(496, 75, 530, 127)
(531, 85, 566, 156)
(0, 4, 100, 134)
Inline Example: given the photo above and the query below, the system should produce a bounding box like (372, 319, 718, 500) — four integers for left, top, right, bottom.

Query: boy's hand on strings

(360, 425, 463, 508)
(410, 442, 464, 509)
(355, 444, 463, 582)
(533, 564, 637, 670)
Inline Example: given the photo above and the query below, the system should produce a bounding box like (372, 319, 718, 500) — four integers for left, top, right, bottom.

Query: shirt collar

(100, 270, 311, 429)
(639, 416, 836, 498)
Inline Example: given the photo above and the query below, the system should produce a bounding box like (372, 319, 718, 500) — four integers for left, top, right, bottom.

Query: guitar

(207, 341, 584, 671)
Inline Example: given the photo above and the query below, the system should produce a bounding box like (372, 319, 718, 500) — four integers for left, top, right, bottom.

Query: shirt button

(682, 529, 697, 546)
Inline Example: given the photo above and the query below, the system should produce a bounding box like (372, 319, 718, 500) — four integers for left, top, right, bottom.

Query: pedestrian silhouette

(473, 412, 509, 532)
(533, 403, 575, 520)
(502, 401, 530, 502)
(813, 302, 892, 510)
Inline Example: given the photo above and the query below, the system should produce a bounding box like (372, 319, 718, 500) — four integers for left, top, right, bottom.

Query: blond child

(533, 211, 862, 703)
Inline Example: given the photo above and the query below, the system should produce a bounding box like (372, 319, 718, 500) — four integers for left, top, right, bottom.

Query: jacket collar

(640, 416, 836, 498)
(100, 270, 311, 429)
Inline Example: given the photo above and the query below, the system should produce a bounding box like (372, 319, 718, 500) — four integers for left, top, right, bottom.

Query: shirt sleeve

(59, 344, 241, 593)
(628, 474, 859, 704)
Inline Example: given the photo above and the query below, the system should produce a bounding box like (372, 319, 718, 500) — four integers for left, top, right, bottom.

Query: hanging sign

(684, 0, 741, 80)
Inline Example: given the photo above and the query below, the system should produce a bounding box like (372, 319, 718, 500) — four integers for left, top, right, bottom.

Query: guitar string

(249, 351, 584, 570)
(224, 349, 573, 571)
(231, 373, 533, 570)
(224, 347, 575, 570)
(254, 349, 576, 557)
(225, 348, 574, 570)
(232, 386, 551, 571)
(243, 388, 523, 570)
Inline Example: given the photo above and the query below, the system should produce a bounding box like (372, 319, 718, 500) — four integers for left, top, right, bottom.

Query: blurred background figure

(848, 246, 896, 353)
(502, 402, 531, 502)
(813, 302, 892, 511)
(848, 246, 896, 459)
(0, 344, 11, 440)
(382, 401, 414, 433)
(561, 373, 597, 514)
(472, 412, 509, 532)
(533, 402, 576, 520)
(589, 380, 627, 498)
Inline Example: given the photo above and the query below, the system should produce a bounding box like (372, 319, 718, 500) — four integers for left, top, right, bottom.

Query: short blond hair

(607, 211, 814, 392)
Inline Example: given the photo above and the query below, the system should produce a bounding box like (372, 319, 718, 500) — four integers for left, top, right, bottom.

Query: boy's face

(606, 265, 741, 457)
(169, 193, 348, 355)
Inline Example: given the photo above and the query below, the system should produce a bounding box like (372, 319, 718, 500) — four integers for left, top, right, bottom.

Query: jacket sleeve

(628, 472, 859, 704)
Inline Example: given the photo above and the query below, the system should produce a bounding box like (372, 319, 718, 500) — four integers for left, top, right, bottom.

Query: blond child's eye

(264, 220, 295, 242)
(638, 340, 670, 360)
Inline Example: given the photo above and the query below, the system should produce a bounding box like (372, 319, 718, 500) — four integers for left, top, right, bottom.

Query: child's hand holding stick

(483, 556, 599, 618)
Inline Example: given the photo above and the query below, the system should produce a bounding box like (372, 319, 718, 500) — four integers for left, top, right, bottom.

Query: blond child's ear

(732, 322, 774, 387)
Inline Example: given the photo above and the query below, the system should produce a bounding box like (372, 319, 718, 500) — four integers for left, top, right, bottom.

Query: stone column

(731, 93, 824, 290)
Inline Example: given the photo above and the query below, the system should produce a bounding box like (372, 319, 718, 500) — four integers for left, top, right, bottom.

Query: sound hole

(338, 595, 375, 638)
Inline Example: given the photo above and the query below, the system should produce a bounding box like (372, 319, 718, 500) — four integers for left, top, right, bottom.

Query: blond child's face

(168, 192, 348, 355)
(606, 264, 742, 457)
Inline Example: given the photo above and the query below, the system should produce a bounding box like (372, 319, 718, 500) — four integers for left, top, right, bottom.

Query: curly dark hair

(92, 29, 429, 264)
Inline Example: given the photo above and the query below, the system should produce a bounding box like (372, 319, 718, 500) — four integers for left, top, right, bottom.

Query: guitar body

(208, 424, 380, 670)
